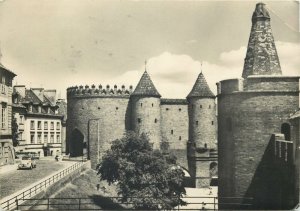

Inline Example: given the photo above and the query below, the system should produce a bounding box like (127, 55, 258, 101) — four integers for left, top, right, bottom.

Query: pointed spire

(187, 72, 214, 99)
(242, 2, 281, 78)
(131, 70, 161, 97)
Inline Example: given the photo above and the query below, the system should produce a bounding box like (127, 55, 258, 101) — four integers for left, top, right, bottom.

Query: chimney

(31, 88, 44, 102)
(44, 89, 57, 105)
(14, 85, 26, 98)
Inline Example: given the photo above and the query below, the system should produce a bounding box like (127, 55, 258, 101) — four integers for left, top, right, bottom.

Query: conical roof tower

(187, 72, 215, 99)
(131, 71, 161, 97)
(242, 2, 282, 78)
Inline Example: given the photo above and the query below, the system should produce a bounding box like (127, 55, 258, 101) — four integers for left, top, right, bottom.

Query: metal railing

(1, 161, 85, 211)
(15, 196, 253, 210)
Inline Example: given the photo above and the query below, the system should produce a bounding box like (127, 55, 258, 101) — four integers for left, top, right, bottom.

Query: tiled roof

(0, 62, 16, 76)
(24, 90, 43, 104)
(187, 72, 215, 98)
(131, 71, 161, 97)
(161, 98, 187, 105)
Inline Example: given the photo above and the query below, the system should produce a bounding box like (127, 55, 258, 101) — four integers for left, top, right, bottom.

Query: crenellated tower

(130, 70, 162, 149)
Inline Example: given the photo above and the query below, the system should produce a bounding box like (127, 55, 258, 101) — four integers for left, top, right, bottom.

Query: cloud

(113, 41, 299, 98)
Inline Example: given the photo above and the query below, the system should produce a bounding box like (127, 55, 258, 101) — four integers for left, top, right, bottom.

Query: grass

(46, 169, 125, 210)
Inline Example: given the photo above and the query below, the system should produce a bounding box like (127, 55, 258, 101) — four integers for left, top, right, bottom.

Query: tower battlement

(67, 84, 134, 98)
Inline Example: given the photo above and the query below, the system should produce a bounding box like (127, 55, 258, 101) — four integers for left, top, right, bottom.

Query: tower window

(179, 108, 181, 111)
(98, 107, 100, 110)
(141, 103, 143, 107)
(200, 105, 202, 108)
(152, 103, 154, 107)
(116, 107, 118, 110)
(154, 118, 157, 123)
(196, 121, 198, 125)
(166, 108, 169, 111)
(179, 136, 181, 140)
(138, 118, 141, 123)
(171, 130, 173, 135)
(204, 143, 207, 148)
(212, 121, 214, 125)
(209, 105, 211, 109)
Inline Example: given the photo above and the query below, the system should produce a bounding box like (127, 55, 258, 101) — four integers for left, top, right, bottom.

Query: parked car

(18, 156, 37, 169)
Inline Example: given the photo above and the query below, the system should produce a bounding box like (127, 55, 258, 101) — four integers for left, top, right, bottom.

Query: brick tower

(187, 72, 217, 188)
(217, 3, 300, 209)
(130, 71, 162, 149)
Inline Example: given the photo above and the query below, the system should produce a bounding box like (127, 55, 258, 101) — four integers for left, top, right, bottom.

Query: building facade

(12, 86, 64, 157)
(0, 63, 16, 166)
(217, 3, 300, 209)
(67, 71, 218, 188)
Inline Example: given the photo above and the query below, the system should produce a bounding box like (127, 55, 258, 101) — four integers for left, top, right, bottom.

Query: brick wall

(218, 77, 299, 209)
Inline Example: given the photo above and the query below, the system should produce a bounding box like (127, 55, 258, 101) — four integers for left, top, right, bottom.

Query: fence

(1, 161, 85, 211)
(15, 196, 253, 210)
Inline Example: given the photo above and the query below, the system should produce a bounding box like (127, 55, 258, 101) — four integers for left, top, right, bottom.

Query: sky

(0, 0, 299, 99)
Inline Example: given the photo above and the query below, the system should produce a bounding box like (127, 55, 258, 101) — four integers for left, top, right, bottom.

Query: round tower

(130, 70, 162, 149)
(187, 72, 216, 150)
(187, 71, 217, 188)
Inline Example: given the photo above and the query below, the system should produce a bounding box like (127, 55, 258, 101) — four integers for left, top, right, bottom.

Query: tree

(12, 117, 19, 147)
(97, 132, 186, 210)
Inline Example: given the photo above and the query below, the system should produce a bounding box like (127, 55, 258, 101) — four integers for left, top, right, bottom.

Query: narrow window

(200, 105, 202, 108)
(179, 108, 181, 111)
(98, 107, 100, 110)
(37, 121, 42, 130)
(138, 118, 141, 123)
(212, 121, 214, 125)
(30, 133, 35, 144)
(209, 105, 211, 109)
(166, 108, 169, 111)
(30, 121, 35, 130)
(50, 122, 54, 130)
(171, 130, 173, 135)
(116, 107, 118, 110)
(44, 122, 48, 130)
(179, 136, 181, 140)
(152, 103, 154, 107)
(154, 118, 157, 123)
(56, 122, 60, 130)
(141, 103, 143, 107)
(204, 143, 207, 148)
(196, 121, 198, 125)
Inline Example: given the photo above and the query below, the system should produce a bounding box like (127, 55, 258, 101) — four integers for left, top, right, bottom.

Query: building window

(140, 103, 143, 107)
(171, 130, 173, 135)
(209, 105, 211, 109)
(50, 122, 54, 130)
(212, 121, 214, 125)
(37, 133, 42, 143)
(50, 133, 54, 143)
(44, 122, 48, 130)
(166, 108, 169, 111)
(196, 121, 198, 125)
(20, 115, 24, 124)
(154, 118, 157, 123)
(29, 105, 33, 112)
(56, 122, 60, 130)
(47, 107, 51, 114)
(37, 121, 42, 130)
(200, 105, 202, 108)
(30, 121, 35, 130)
(138, 118, 141, 123)
(30, 133, 35, 144)
(38, 106, 42, 113)
(44, 134, 48, 143)
(152, 103, 154, 107)
(179, 136, 181, 140)
(57, 134, 61, 143)
(1, 103, 7, 128)
(116, 107, 118, 110)
(179, 108, 181, 111)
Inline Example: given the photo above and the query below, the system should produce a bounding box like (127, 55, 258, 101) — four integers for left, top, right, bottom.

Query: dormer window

(55, 109, 58, 114)
(38, 106, 42, 113)
(29, 105, 33, 112)
(47, 107, 51, 114)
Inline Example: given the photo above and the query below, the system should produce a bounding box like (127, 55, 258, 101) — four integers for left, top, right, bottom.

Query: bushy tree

(12, 117, 19, 147)
(97, 132, 186, 210)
